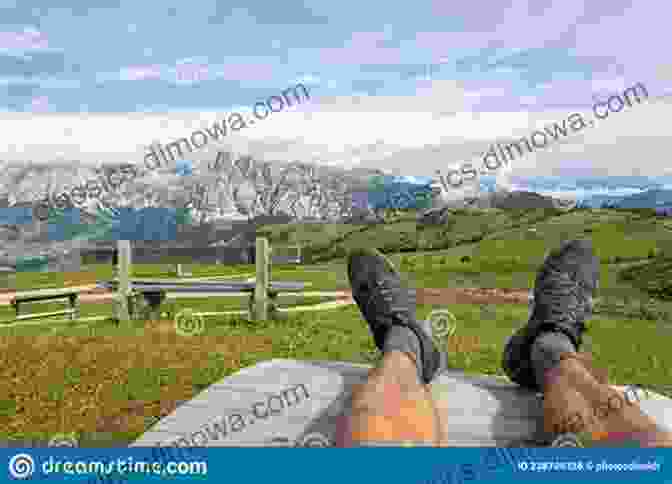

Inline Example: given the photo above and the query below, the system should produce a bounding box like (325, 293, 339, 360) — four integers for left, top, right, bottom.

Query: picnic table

(9, 287, 80, 322)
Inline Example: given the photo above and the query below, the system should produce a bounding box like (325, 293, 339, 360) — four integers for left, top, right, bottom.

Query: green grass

(415, 304, 672, 396)
(4, 298, 669, 446)
(619, 255, 672, 300)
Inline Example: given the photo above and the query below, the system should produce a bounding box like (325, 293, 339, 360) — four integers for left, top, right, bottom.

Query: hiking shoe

(347, 248, 445, 384)
(502, 239, 600, 391)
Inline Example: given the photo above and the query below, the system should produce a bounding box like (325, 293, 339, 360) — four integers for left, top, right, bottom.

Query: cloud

(0, 29, 50, 51)
(0, 46, 669, 180)
(112, 58, 279, 86)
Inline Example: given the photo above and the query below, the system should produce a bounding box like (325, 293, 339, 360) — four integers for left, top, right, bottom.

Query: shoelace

(364, 278, 407, 322)
(533, 270, 590, 326)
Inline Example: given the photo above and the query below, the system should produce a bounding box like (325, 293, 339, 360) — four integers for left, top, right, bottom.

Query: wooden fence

(110, 239, 302, 322)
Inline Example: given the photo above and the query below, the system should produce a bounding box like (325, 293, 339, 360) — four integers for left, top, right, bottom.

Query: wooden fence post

(116, 240, 132, 325)
(174, 263, 192, 278)
(253, 237, 269, 320)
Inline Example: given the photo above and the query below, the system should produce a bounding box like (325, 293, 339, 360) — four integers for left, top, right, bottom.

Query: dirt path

(310, 287, 531, 306)
(416, 287, 530, 305)
(1, 288, 351, 305)
(0, 286, 530, 307)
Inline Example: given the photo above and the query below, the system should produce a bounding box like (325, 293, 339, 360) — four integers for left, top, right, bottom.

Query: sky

(0, 0, 671, 196)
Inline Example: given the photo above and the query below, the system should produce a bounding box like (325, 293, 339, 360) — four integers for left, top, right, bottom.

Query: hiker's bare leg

(504, 240, 672, 446)
(337, 351, 444, 446)
(339, 249, 446, 447)
(543, 353, 672, 446)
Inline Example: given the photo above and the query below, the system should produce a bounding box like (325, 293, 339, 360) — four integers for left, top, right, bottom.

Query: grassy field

(1, 207, 671, 446)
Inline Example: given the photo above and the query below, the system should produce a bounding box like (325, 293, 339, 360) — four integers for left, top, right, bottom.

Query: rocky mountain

(0, 154, 388, 265)
(420, 188, 574, 224)
(614, 189, 672, 209)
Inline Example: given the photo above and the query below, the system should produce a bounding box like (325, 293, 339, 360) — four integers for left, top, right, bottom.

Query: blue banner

(1, 448, 668, 484)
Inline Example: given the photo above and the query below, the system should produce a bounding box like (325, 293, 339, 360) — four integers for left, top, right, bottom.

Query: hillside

(260, 207, 672, 304)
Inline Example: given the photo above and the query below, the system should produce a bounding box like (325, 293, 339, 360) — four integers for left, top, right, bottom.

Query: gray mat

(131, 359, 672, 447)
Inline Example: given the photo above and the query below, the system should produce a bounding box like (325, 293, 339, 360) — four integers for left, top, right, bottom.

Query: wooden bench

(97, 279, 306, 320)
(10, 287, 80, 322)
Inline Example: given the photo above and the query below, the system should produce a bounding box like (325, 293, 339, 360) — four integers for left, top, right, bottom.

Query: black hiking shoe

(347, 248, 446, 384)
(502, 239, 600, 391)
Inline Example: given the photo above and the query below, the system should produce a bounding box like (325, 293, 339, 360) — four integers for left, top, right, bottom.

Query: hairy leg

(337, 351, 444, 446)
(543, 353, 672, 447)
